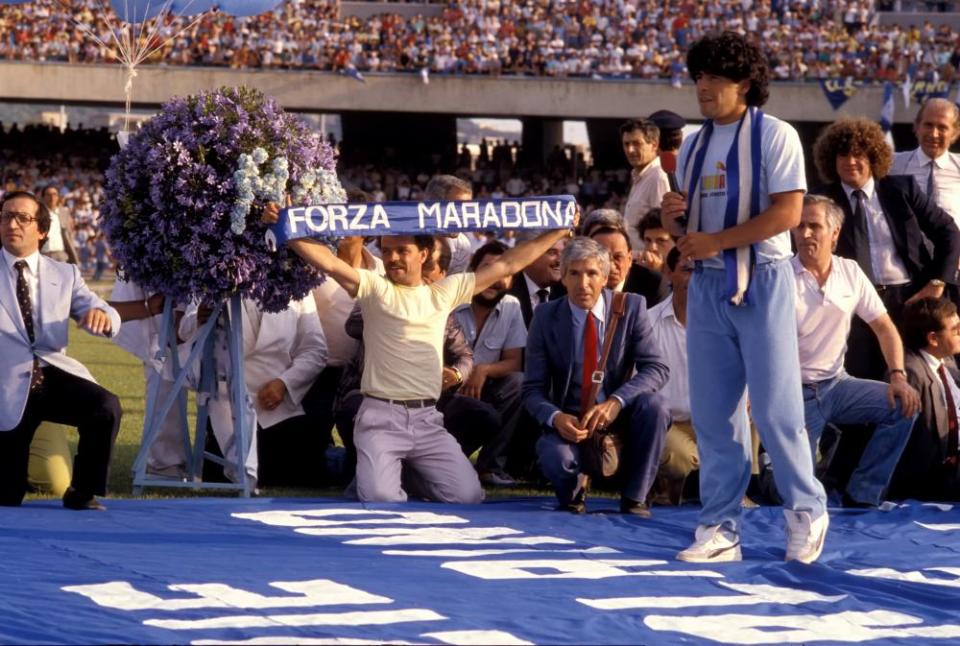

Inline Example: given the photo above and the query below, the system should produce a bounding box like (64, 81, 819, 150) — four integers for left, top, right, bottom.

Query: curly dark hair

(812, 117, 892, 184)
(686, 32, 769, 108)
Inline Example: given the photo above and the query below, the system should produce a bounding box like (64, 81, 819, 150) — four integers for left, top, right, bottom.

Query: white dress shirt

(648, 294, 690, 421)
(920, 349, 960, 420)
(523, 271, 549, 314)
(892, 148, 960, 227)
(623, 157, 670, 251)
(2, 247, 40, 314)
(842, 177, 911, 285)
(792, 255, 887, 383)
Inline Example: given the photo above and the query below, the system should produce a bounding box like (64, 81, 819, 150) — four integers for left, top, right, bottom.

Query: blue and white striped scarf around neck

(682, 107, 764, 306)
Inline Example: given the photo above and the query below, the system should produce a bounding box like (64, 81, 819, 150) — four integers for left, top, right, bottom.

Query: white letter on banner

(442, 202, 464, 229)
(501, 202, 521, 227)
(144, 608, 445, 631)
(848, 567, 960, 589)
(419, 203, 441, 229)
(286, 208, 308, 234)
(232, 509, 468, 528)
(441, 558, 722, 580)
(644, 610, 960, 643)
(348, 205, 369, 230)
(424, 630, 534, 645)
(296, 526, 572, 546)
(481, 202, 501, 229)
(521, 201, 541, 228)
(61, 579, 390, 611)
(461, 202, 481, 228)
(327, 205, 349, 232)
(578, 582, 845, 610)
(564, 200, 577, 226)
(305, 206, 328, 232)
(542, 200, 562, 226)
(371, 205, 390, 230)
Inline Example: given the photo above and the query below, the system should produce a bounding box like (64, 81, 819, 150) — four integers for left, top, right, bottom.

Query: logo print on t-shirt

(701, 161, 726, 193)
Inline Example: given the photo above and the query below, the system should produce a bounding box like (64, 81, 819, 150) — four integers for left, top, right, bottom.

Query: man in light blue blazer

(0, 191, 122, 510)
(523, 237, 670, 516)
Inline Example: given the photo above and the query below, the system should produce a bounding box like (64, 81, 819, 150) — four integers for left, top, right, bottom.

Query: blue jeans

(803, 373, 917, 505)
(687, 259, 826, 532)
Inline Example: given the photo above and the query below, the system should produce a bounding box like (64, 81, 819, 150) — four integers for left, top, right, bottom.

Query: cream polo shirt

(792, 255, 886, 383)
(623, 157, 670, 251)
(355, 269, 475, 400)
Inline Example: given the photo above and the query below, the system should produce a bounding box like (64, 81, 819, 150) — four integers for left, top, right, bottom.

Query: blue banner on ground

(2, 498, 959, 644)
(267, 195, 577, 247)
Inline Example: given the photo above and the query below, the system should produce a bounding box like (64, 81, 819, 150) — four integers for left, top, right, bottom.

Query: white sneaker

(784, 509, 829, 564)
(676, 524, 742, 563)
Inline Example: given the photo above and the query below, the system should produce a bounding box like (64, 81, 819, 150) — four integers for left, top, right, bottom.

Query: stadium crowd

(2, 0, 960, 83)
(3, 31, 960, 569)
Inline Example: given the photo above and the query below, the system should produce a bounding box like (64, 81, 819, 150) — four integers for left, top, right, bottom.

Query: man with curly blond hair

(814, 117, 960, 380)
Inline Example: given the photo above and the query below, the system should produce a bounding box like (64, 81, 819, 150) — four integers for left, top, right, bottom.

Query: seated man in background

(893, 298, 960, 501)
(453, 241, 527, 486)
(792, 195, 919, 508)
(524, 237, 670, 515)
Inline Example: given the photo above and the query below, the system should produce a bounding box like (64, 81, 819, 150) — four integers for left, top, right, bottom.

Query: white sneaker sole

(676, 542, 742, 563)
(786, 513, 829, 564)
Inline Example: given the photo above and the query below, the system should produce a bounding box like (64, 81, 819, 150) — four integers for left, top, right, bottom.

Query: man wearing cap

(649, 110, 686, 157)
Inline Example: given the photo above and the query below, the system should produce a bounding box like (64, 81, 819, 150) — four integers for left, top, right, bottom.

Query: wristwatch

(886, 368, 907, 379)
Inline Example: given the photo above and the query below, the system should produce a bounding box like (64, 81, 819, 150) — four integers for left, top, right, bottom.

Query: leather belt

(366, 395, 438, 409)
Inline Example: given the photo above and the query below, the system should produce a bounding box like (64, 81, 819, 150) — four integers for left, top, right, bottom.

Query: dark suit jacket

(891, 349, 959, 500)
(820, 175, 960, 286)
(522, 289, 669, 427)
(622, 264, 669, 307)
(508, 271, 564, 328)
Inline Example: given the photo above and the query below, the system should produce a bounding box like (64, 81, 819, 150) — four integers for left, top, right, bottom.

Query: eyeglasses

(0, 212, 38, 226)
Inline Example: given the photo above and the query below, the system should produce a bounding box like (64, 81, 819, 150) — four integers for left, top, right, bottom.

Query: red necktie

(580, 312, 598, 415)
(938, 364, 959, 467)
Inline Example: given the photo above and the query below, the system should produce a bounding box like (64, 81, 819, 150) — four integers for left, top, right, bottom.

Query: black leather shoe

(557, 486, 587, 514)
(620, 497, 652, 518)
(62, 487, 106, 511)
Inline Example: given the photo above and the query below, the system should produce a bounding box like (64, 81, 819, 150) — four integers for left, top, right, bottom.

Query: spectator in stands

(0, 191, 121, 510)
(813, 116, 960, 380)
(524, 237, 669, 515)
(272, 200, 574, 503)
(453, 241, 527, 487)
(507, 231, 566, 328)
(38, 184, 77, 264)
(588, 223, 668, 307)
(621, 119, 670, 253)
(425, 175, 474, 275)
(792, 194, 919, 507)
(895, 297, 960, 500)
(890, 97, 960, 228)
(662, 31, 828, 564)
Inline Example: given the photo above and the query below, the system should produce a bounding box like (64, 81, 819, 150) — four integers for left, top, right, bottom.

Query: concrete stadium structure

(0, 62, 926, 170)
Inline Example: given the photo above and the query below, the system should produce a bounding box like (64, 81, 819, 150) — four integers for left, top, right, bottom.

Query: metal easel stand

(131, 295, 253, 497)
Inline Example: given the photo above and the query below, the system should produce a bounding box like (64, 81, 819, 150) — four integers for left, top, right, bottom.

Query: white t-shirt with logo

(679, 113, 806, 269)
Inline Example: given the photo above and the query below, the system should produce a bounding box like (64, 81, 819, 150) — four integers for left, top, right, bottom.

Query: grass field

(40, 280, 556, 500)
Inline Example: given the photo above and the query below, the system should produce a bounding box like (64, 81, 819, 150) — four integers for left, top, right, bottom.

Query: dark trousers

(0, 365, 121, 505)
(474, 372, 524, 474)
(536, 392, 670, 505)
(300, 365, 343, 450)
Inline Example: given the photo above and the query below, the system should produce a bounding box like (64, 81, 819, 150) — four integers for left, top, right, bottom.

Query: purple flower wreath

(101, 86, 341, 312)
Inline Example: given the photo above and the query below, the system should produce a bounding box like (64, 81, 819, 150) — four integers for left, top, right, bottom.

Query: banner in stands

(911, 79, 951, 104)
(2, 498, 959, 644)
(267, 195, 577, 248)
(819, 78, 862, 110)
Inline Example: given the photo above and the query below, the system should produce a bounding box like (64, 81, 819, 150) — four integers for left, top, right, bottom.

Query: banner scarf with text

(267, 195, 577, 247)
